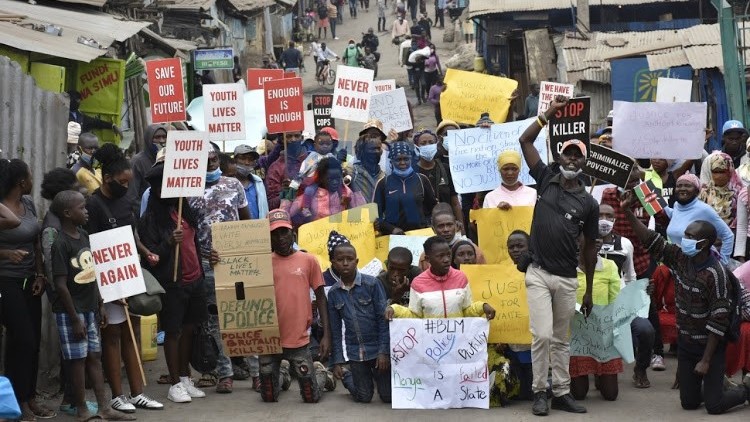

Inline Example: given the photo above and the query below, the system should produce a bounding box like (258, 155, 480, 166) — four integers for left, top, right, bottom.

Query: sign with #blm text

(161, 131, 210, 198)
(582, 143, 635, 188)
(548, 97, 590, 160)
(264, 77, 304, 134)
(203, 83, 246, 141)
(390, 318, 490, 409)
(368, 87, 413, 135)
(331, 65, 374, 122)
(312, 94, 335, 132)
(90, 226, 147, 303)
(146, 58, 186, 123)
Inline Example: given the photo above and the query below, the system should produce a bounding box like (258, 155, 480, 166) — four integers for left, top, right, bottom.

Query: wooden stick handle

(124, 307, 147, 386)
(173, 197, 183, 283)
(589, 179, 597, 194)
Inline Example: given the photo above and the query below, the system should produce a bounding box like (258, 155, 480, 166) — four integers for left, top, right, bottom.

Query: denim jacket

(327, 272, 389, 364)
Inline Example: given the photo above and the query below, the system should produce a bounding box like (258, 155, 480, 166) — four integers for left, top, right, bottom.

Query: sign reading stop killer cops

(312, 94, 335, 132)
(264, 77, 304, 134)
(146, 58, 186, 123)
(548, 97, 590, 160)
(582, 144, 635, 188)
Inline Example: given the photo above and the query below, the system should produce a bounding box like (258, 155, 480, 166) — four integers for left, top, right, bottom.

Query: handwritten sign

(161, 131, 210, 198)
(612, 101, 707, 159)
(146, 58, 186, 123)
(537, 81, 574, 115)
(203, 83, 246, 140)
(441, 69, 517, 125)
(655, 77, 692, 103)
(390, 318, 490, 409)
(264, 77, 304, 134)
(75, 57, 125, 144)
(90, 226, 147, 303)
(247, 68, 283, 90)
(312, 94, 335, 132)
(388, 235, 429, 266)
(570, 279, 650, 363)
(368, 87, 413, 135)
(463, 264, 531, 344)
(212, 220, 273, 288)
(582, 144, 635, 188)
(331, 65, 374, 122)
(469, 207, 534, 266)
(373, 79, 396, 93)
(548, 97, 590, 160)
(298, 204, 378, 270)
(445, 120, 546, 194)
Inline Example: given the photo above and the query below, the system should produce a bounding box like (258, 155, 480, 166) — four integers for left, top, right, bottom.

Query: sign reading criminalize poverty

(247, 68, 283, 90)
(331, 65, 374, 122)
(548, 97, 590, 160)
(90, 226, 147, 303)
(537, 81, 574, 115)
(161, 131, 210, 198)
(146, 58, 186, 123)
(264, 77, 304, 134)
(312, 94, 335, 132)
(582, 144, 635, 188)
(203, 83, 246, 140)
(368, 87, 413, 135)
(389, 318, 490, 409)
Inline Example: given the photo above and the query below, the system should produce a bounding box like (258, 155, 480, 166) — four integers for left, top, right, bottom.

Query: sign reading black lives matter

(548, 97, 590, 160)
(312, 94, 335, 132)
(583, 144, 635, 188)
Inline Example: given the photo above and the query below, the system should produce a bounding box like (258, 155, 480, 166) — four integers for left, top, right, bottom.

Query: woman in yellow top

(571, 239, 622, 402)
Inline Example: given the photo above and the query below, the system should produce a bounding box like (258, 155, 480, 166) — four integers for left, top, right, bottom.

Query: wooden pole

(589, 179, 597, 194)
(124, 306, 147, 386)
(173, 197, 183, 283)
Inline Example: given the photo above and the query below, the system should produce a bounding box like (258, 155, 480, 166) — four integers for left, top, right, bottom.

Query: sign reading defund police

(582, 144, 635, 188)
(548, 97, 590, 160)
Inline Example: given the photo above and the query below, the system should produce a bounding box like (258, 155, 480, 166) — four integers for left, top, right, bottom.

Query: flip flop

(60, 401, 98, 416)
(32, 408, 57, 419)
(97, 410, 137, 421)
(157, 374, 173, 384)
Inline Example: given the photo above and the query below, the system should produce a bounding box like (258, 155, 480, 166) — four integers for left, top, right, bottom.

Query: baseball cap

(359, 119, 386, 139)
(320, 126, 339, 141)
(234, 144, 259, 158)
(561, 139, 587, 156)
(268, 209, 293, 231)
(722, 120, 748, 135)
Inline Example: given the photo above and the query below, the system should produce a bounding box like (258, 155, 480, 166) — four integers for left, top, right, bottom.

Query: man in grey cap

(234, 145, 269, 220)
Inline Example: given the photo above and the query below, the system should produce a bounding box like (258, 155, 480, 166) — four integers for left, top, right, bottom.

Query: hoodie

(128, 124, 168, 213)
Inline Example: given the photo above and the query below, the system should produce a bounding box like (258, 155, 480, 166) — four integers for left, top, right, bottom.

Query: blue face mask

(206, 168, 222, 183)
(680, 238, 705, 257)
(392, 166, 414, 178)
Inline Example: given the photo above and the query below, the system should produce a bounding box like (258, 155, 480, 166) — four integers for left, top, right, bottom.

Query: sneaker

(650, 354, 666, 371)
(252, 376, 261, 392)
(314, 361, 336, 391)
(334, 37, 340, 40)
(531, 391, 548, 416)
(168, 383, 192, 403)
(129, 394, 164, 410)
(742, 373, 750, 402)
(109, 395, 136, 413)
(183, 378, 207, 398)
(551, 394, 587, 413)
(232, 363, 251, 381)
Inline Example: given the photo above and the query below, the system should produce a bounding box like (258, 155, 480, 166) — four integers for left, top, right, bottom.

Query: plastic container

(140, 314, 158, 362)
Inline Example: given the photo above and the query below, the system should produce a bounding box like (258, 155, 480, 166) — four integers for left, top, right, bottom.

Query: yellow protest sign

(441, 69, 518, 125)
(463, 264, 531, 344)
(375, 236, 389, 263)
(405, 228, 434, 236)
(298, 204, 378, 270)
(470, 207, 533, 265)
(75, 58, 126, 144)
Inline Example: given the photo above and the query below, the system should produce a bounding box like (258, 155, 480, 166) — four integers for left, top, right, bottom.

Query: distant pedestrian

(280, 41, 303, 75)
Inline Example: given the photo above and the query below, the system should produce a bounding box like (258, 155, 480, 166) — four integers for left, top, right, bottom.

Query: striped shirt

(392, 267, 484, 318)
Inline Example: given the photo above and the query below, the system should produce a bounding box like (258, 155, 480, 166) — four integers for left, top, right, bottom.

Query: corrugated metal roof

(140, 27, 197, 59)
(226, 0, 274, 12)
(646, 49, 689, 70)
(0, 0, 149, 62)
(683, 45, 723, 70)
(157, 0, 216, 10)
(469, 0, 691, 18)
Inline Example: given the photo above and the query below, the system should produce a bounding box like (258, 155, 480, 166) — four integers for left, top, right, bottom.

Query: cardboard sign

(469, 207, 534, 266)
(161, 131, 210, 198)
(548, 97, 590, 160)
(634, 180, 668, 216)
(655, 77, 692, 103)
(212, 220, 273, 288)
(247, 68, 283, 90)
(373, 79, 396, 93)
(368, 87, 412, 135)
(441, 69, 517, 125)
(312, 94, 335, 132)
(463, 264, 531, 344)
(612, 101, 707, 159)
(90, 226, 147, 303)
(387, 235, 429, 266)
(331, 65, 374, 122)
(537, 81, 574, 115)
(203, 83, 246, 140)
(390, 318, 490, 409)
(445, 119, 547, 194)
(582, 144, 635, 188)
(264, 77, 304, 134)
(146, 58, 186, 123)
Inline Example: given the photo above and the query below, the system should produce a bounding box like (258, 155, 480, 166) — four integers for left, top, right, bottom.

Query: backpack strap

(90, 194, 119, 230)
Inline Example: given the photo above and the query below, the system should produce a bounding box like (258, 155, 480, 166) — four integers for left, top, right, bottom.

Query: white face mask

(560, 168, 582, 180)
(416, 144, 438, 161)
(598, 219, 615, 237)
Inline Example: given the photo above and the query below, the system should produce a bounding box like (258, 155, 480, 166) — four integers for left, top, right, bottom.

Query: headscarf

(388, 141, 412, 160)
(497, 150, 522, 170)
(677, 173, 701, 191)
(451, 239, 476, 269)
(698, 152, 742, 227)
(737, 137, 750, 185)
(327, 230, 351, 259)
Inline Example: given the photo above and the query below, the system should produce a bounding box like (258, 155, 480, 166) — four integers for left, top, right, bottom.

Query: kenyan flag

(634, 180, 667, 216)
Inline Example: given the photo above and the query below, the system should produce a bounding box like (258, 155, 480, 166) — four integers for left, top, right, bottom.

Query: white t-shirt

(482, 184, 537, 208)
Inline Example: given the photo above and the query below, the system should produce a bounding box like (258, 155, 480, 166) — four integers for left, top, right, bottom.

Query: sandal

(29, 401, 56, 419)
(196, 373, 217, 388)
(633, 372, 651, 388)
(157, 374, 174, 385)
(20, 411, 36, 422)
(216, 377, 233, 394)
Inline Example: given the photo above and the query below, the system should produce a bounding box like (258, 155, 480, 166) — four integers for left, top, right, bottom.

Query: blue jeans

(330, 18, 337, 38)
(260, 345, 321, 403)
(202, 259, 233, 379)
(630, 317, 654, 371)
(342, 359, 391, 403)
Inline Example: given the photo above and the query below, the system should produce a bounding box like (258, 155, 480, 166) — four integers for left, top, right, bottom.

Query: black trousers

(0, 277, 41, 402)
(677, 341, 746, 414)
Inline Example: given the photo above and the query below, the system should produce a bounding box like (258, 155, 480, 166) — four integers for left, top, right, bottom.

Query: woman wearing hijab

(699, 152, 742, 229)
(483, 150, 537, 209)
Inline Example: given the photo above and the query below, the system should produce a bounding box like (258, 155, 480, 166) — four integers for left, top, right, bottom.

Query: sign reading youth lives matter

(537, 81, 574, 115)
(583, 144, 635, 188)
(612, 101, 707, 159)
(247, 68, 283, 90)
(146, 58, 186, 123)
(390, 318, 490, 409)
(264, 77, 304, 134)
(445, 118, 547, 194)
(331, 65, 374, 122)
(161, 131, 210, 198)
(90, 226, 147, 303)
(548, 97, 590, 160)
(203, 83, 246, 140)
(368, 87, 412, 135)
(312, 94, 335, 132)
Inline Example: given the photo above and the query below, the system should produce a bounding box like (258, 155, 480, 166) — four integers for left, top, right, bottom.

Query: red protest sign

(145, 58, 186, 123)
(264, 78, 304, 134)
(283, 71, 297, 79)
(247, 68, 283, 90)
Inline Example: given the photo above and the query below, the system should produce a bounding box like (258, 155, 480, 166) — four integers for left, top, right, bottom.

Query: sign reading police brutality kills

(203, 83, 246, 140)
(548, 97, 590, 160)
(612, 101, 707, 159)
(264, 77, 304, 134)
(146, 58, 186, 123)
(90, 226, 147, 303)
(331, 65, 374, 122)
(445, 118, 547, 194)
(441, 69, 517, 125)
(537, 81, 574, 115)
(247, 68, 283, 90)
(583, 144, 635, 188)
(368, 87, 412, 134)
(390, 318, 490, 409)
(312, 94, 335, 132)
(161, 131, 210, 198)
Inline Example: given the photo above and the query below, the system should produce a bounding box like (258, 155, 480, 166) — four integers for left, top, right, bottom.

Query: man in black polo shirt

(518, 95, 598, 416)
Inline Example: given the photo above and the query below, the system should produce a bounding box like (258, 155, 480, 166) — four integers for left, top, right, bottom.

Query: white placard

(612, 101, 707, 159)
(390, 318, 490, 409)
(90, 226, 147, 303)
(331, 65, 374, 122)
(304, 110, 315, 135)
(161, 131, 210, 198)
(388, 235, 429, 267)
(537, 81, 574, 115)
(203, 83, 246, 140)
(373, 79, 396, 93)
(655, 77, 692, 103)
(445, 118, 547, 194)
(359, 257, 384, 277)
(368, 87, 413, 135)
